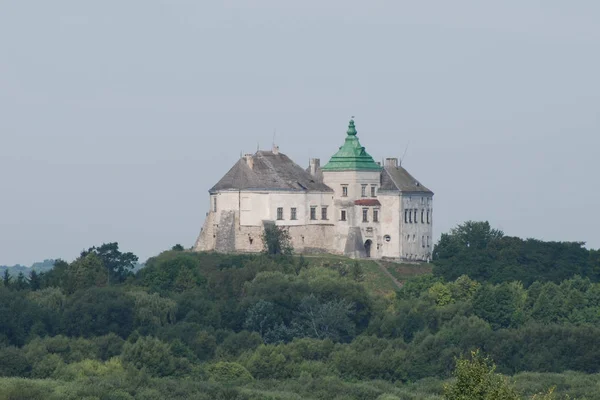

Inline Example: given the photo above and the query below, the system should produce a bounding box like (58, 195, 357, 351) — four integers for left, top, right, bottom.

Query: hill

(0, 259, 55, 277)
(1, 224, 600, 399)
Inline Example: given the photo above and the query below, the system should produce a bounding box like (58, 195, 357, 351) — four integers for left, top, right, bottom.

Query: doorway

(364, 240, 372, 258)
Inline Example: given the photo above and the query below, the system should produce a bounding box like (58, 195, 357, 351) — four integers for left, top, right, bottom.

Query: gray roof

(210, 151, 333, 193)
(380, 165, 433, 194)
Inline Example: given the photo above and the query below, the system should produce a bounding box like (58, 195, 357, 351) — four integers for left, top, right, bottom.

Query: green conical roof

(321, 119, 381, 171)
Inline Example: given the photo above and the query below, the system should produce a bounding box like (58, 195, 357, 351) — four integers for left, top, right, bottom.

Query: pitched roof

(380, 165, 433, 194)
(321, 120, 381, 171)
(354, 199, 381, 206)
(210, 151, 333, 193)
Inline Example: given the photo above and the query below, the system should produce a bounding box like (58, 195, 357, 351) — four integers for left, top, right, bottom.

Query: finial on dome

(347, 117, 357, 136)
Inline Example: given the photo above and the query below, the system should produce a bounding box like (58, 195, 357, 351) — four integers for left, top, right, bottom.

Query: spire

(347, 118, 357, 136)
(321, 119, 381, 171)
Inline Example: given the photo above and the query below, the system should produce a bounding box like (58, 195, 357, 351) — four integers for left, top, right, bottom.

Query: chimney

(272, 145, 280, 155)
(309, 158, 320, 176)
(385, 158, 398, 168)
(244, 153, 254, 169)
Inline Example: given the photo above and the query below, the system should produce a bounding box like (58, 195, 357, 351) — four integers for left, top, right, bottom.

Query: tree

(64, 253, 107, 294)
(3, 269, 11, 288)
(293, 294, 356, 342)
(80, 242, 138, 284)
(244, 300, 281, 338)
(206, 361, 253, 383)
(262, 223, 293, 256)
(351, 262, 365, 282)
(171, 244, 185, 251)
(444, 350, 519, 400)
(29, 270, 41, 291)
(62, 287, 134, 338)
(473, 282, 526, 329)
(14, 272, 28, 291)
(294, 255, 309, 275)
(121, 336, 176, 376)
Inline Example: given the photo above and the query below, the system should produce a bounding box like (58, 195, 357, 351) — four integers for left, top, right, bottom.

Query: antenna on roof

(257, 142, 259, 152)
(400, 141, 410, 165)
(272, 129, 276, 148)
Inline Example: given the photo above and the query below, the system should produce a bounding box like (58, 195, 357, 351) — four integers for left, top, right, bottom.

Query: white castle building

(194, 119, 434, 261)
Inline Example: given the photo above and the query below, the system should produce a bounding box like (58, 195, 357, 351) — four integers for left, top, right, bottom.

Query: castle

(194, 119, 434, 261)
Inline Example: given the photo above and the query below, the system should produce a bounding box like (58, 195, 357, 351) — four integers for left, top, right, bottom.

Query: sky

(1, 1, 599, 266)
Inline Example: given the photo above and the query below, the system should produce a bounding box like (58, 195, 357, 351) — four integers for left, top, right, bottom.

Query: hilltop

(1, 222, 600, 399)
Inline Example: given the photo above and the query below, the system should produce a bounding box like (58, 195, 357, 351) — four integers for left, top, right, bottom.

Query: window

(362, 208, 368, 222)
(421, 210, 424, 223)
(384, 235, 391, 242)
(291, 208, 297, 220)
(422, 236, 425, 248)
(310, 207, 316, 220)
(373, 209, 379, 222)
(427, 210, 431, 224)
(361, 185, 367, 197)
(342, 185, 348, 197)
(277, 207, 283, 220)
(414, 209, 418, 224)
(427, 236, 431, 247)
(371, 186, 376, 197)
(212, 197, 217, 212)
(321, 207, 328, 220)
(340, 210, 346, 221)
(404, 210, 408, 223)
(408, 210, 412, 223)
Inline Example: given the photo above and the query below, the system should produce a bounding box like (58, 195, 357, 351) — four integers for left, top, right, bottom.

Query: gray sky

(1, 1, 599, 266)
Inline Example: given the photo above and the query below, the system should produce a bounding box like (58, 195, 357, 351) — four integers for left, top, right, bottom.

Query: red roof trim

(354, 199, 381, 206)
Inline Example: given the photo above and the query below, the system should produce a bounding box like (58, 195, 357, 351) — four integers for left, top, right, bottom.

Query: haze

(1, 1, 599, 266)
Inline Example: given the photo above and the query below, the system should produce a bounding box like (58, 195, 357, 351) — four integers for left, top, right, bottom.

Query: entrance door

(364, 240, 372, 258)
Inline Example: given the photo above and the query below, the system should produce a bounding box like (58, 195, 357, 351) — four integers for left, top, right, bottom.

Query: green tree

(121, 336, 175, 377)
(27, 287, 66, 313)
(428, 282, 453, 306)
(40, 259, 69, 290)
(206, 361, 253, 383)
(64, 253, 107, 294)
(262, 223, 293, 256)
(14, 272, 28, 291)
(444, 350, 519, 400)
(351, 262, 365, 282)
(473, 282, 526, 329)
(139, 251, 204, 292)
(3, 269, 11, 288)
(127, 290, 177, 331)
(244, 300, 281, 338)
(293, 294, 356, 342)
(80, 242, 138, 284)
(62, 287, 134, 338)
(0, 346, 30, 376)
(294, 255, 309, 275)
(28, 270, 41, 291)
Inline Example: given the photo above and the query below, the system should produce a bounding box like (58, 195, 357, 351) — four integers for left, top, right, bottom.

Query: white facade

(194, 150, 434, 261)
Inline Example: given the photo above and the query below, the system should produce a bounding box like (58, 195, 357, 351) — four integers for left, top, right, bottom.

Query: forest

(1, 222, 599, 399)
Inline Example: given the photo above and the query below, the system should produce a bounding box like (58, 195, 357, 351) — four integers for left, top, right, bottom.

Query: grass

(379, 260, 433, 283)
(294, 254, 430, 296)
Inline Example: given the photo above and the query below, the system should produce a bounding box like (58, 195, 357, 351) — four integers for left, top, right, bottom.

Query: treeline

(433, 221, 600, 286)
(0, 259, 54, 279)
(1, 224, 599, 399)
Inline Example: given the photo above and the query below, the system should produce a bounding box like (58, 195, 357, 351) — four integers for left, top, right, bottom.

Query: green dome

(321, 119, 381, 171)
